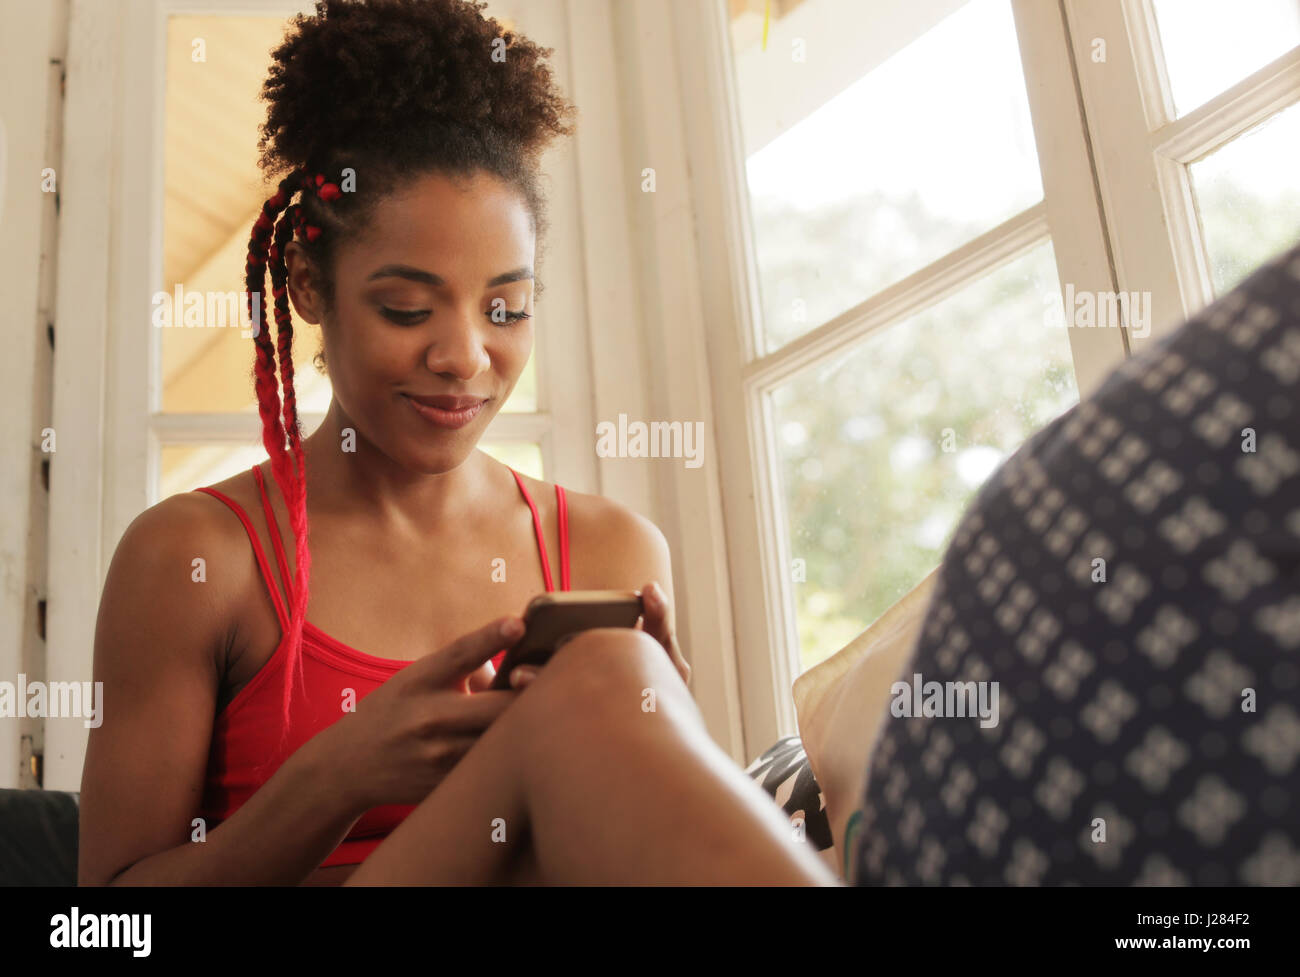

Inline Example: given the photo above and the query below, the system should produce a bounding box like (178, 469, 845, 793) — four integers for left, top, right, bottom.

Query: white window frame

(670, 0, 1134, 754)
(670, 0, 1300, 756)
(1066, 0, 1300, 344)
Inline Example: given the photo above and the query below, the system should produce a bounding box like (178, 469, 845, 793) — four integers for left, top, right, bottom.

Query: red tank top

(191, 463, 571, 868)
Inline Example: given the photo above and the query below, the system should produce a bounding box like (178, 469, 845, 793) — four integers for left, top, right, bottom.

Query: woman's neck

(301, 396, 494, 533)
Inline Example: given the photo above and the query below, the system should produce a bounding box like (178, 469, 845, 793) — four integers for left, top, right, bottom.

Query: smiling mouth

(401, 394, 488, 430)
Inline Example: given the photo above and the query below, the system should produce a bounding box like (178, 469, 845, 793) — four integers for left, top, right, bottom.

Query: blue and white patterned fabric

(850, 243, 1300, 885)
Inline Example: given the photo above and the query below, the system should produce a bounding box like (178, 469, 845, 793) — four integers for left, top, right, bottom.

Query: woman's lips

(402, 394, 487, 429)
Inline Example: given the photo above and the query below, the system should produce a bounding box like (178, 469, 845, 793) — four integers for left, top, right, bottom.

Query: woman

(78, 0, 832, 885)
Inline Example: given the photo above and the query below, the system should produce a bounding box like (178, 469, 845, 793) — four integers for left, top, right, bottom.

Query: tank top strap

(556, 484, 570, 591)
(192, 479, 291, 633)
(250, 464, 296, 608)
(509, 467, 558, 592)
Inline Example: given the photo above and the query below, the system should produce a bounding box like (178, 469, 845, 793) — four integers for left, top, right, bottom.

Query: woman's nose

(424, 314, 491, 380)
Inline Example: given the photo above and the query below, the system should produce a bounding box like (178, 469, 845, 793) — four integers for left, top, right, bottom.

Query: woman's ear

(284, 241, 324, 325)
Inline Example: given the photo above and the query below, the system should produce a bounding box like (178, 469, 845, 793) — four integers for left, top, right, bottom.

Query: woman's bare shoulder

(107, 473, 263, 607)
(510, 467, 671, 591)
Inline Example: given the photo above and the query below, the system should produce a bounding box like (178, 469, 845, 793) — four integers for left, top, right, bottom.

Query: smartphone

(489, 590, 644, 690)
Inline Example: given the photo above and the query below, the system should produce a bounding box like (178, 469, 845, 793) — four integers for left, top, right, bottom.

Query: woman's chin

(401, 437, 480, 475)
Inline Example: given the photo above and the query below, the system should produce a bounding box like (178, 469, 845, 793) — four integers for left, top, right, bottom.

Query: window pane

(159, 443, 265, 501)
(771, 242, 1078, 673)
(479, 442, 544, 481)
(501, 356, 537, 413)
(1191, 101, 1300, 296)
(731, 0, 1043, 352)
(1153, 0, 1300, 117)
(160, 15, 317, 415)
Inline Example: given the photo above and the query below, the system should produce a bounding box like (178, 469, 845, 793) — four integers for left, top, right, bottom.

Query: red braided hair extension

(244, 172, 298, 476)
(266, 205, 311, 743)
(243, 167, 331, 744)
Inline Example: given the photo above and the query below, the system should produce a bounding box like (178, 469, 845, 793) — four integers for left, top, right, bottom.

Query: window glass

(771, 242, 1078, 672)
(1191, 101, 1300, 296)
(479, 442, 545, 480)
(1153, 0, 1300, 117)
(731, 0, 1044, 352)
(159, 443, 265, 500)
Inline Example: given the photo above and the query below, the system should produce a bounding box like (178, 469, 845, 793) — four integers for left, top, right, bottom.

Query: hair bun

(258, 0, 575, 176)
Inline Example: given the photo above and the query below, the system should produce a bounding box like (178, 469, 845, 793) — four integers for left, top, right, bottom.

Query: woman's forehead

(348, 172, 535, 277)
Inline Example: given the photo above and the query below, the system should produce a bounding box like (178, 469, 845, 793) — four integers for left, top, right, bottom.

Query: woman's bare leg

(346, 628, 835, 885)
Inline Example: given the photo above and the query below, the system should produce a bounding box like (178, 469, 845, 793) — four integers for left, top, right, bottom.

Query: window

(737, 0, 1044, 353)
(1151, 0, 1300, 117)
(770, 242, 1076, 670)
(1191, 101, 1300, 295)
(726, 0, 1083, 671)
(692, 0, 1298, 748)
(1070, 0, 1300, 339)
(1149, 0, 1300, 296)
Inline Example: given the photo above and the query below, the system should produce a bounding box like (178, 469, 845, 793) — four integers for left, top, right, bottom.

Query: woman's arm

(564, 493, 690, 683)
(78, 495, 364, 885)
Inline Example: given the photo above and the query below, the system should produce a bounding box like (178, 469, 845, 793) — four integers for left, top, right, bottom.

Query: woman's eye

(380, 307, 429, 325)
(381, 307, 530, 326)
(492, 309, 532, 326)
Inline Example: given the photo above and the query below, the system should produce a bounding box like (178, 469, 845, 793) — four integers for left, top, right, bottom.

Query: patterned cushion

(851, 243, 1300, 884)
(745, 735, 833, 851)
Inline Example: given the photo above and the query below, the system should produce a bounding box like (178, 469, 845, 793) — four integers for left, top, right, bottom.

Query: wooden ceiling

(163, 15, 290, 289)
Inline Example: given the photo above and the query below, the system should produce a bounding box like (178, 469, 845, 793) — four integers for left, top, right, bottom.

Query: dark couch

(0, 789, 80, 885)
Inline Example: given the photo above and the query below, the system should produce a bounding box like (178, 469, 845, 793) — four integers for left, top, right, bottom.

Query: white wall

(0, 0, 67, 788)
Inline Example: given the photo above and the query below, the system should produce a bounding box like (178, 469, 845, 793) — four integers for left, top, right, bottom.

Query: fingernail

(501, 618, 524, 640)
(644, 585, 660, 608)
(510, 666, 537, 688)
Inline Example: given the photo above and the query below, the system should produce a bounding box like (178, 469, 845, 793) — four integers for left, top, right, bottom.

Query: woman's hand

(638, 580, 691, 686)
(311, 615, 525, 813)
(506, 582, 691, 692)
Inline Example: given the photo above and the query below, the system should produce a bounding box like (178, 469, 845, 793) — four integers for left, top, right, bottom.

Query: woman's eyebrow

(366, 264, 534, 287)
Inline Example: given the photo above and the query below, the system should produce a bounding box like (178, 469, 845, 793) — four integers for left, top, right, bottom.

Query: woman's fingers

(429, 689, 517, 732)
(414, 615, 525, 689)
(465, 660, 497, 693)
(508, 665, 540, 690)
(640, 581, 691, 685)
(640, 582, 676, 647)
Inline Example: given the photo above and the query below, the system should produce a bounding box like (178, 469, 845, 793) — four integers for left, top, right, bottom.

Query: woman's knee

(501, 628, 706, 797)
(550, 628, 681, 696)
(513, 627, 695, 728)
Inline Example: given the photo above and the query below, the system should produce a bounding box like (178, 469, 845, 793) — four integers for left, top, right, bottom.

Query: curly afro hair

(241, 0, 576, 743)
(259, 0, 576, 304)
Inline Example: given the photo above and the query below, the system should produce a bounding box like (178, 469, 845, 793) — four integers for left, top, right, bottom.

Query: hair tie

(289, 200, 323, 243)
(291, 169, 339, 239)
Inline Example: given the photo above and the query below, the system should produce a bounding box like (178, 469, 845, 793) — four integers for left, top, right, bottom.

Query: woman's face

(292, 169, 535, 474)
